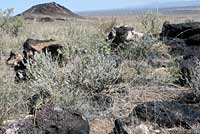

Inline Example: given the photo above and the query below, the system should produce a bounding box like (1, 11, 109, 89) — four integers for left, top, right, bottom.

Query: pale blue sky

(0, 0, 193, 14)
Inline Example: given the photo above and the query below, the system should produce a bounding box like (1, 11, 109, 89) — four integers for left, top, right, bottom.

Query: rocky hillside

(17, 2, 82, 21)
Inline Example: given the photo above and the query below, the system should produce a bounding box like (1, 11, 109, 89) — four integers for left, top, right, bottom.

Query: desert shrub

(66, 50, 121, 94)
(174, 59, 200, 98)
(189, 64, 200, 97)
(140, 11, 162, 35)
(118, 34, 172, 85)
(0, 8, 23, 36)
(167, 59, 181, 83)
(119, 34, 158, 61)
(26, 53, 87, 111)
(97, 18, 117, 35)
(184, 18, 195, 23)
(0, 76, 29, 124)
(25, 47, 121, 110)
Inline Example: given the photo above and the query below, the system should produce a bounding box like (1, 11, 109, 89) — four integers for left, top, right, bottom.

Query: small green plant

(98, 17, 117, 35)
(190, 65, 200, 97)
(184, 19, 195, 23)
(0, 79, 29, 125)
(0, 8, 23, 36)
(119, 34, 158, 61)
(140, 11, 162, 35)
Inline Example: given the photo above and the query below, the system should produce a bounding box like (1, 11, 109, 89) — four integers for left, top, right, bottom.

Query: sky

(0, 0, 194, 15)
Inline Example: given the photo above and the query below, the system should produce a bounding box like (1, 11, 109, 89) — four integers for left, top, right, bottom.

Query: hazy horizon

(0, 0, 198, 15)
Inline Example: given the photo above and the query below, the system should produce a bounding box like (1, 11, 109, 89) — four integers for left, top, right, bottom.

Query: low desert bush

(140, 11, 162, 35)
(66, 51, 121, 94)
(0, 74, 29, 124)
(189, 64, 200, 97)
(119, 34, 158, 61)
(97, 17, 117, 35)
(26, 53, 86, 111)
(119, 34, 172, 85)
(0, 8, 23, 36)
(25, 45, 121, 110)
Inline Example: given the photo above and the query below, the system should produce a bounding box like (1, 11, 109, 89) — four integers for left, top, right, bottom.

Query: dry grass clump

(139, 11, 163, 35)
(66, 51, 121, 94)
(189, 64, 200, 97)
(97, 17, 117, 34)
(0, 68, 29, 124)
(119, 34, 158, 61)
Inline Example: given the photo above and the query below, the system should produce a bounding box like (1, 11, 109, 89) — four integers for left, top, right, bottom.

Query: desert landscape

(1, 1, 200, 134)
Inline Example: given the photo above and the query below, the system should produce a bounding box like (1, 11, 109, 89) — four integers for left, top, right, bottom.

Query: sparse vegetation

(0, 17, 122, 122)
(1, 6, 200, 133)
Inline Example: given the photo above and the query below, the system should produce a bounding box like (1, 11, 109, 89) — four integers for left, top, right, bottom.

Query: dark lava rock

(113, 119, 128, 134)
(160, 22, 200, 40)
(185, 34, 200, 46)
(113, 113, 142, 134)
(3, 104, 90, 134)
(132, 101, 200, 129)
(178, 92, 200, 104)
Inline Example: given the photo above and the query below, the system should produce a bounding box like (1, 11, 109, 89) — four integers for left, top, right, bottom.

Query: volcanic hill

(17, 2, 82, 21)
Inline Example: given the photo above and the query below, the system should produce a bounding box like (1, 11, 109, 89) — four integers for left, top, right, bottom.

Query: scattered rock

(3, 115, 36, 134)
(178, 92, 200, 104)
(133, 100, 200, 129)
(2, 104, 90, 134)
(36, 104, 90, 134)
(113, 119, 128, 134)
(113, 117, 161, 134)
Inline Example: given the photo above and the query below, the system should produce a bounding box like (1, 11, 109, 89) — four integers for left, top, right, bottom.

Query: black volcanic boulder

(3, 104, 90, 134)
(113, 119, 129, 134)
(23, 38, 64, 65)
(160, 22, 200, 40)
(35, 104, 90, 134)
(132, 101, 200, 129)
(107, 26, 134, 50)
(6, 52, 30, 82)
(160, 22, 200, 57)
(106, 26, 144, 51)
(185, 34, 200, 46)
